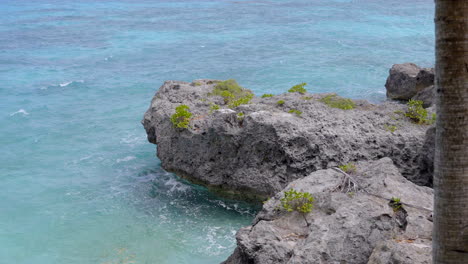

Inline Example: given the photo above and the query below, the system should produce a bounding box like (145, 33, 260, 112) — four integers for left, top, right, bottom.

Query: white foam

(59, 80, 83, 87)
(116, 156, 136, 163)
(164, 177, 190, 192)
(10, 109, 29, 116)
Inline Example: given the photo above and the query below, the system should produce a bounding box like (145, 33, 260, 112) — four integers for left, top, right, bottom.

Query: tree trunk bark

(433, 0, 468, 263)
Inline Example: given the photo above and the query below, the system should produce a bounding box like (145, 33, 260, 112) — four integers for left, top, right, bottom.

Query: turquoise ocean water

(1, 0, 434, 263)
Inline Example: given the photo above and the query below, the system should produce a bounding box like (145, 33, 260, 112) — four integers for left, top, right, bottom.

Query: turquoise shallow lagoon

(1, 0, 433, 263)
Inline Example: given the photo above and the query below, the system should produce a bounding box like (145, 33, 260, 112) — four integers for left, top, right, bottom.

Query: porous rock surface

(385, 63, 434, 105)
(223, 158, 433, 264)
(142, 80, 433, 200)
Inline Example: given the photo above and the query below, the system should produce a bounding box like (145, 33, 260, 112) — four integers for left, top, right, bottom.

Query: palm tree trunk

(433, 0, 468, 263)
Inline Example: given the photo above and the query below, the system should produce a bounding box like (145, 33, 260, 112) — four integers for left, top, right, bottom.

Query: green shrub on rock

(384, 124, 398, 133)
(339, 163, 357, 173)
(209, 79, 253, 108)
(389, 197, 403, 212)
(229, 93, 254, 108)
(261, 93, 274, 98)
(405, 99, 434, 125)
(319, 94, 355, 110)
(170, 105, 192, 129)
(277, 100, 285, 106)
(288, 109, 302, 116)
(237, 112, 244, 120)
(280, 188, 314, 226)
(288, 83, 307, 94)
(209, 103, 220, 114)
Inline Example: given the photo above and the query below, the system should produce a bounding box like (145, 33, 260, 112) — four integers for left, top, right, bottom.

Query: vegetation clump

(170, 105, 192, 129)
(389, 197, 403, 212)
(280, 188, 314, 226)
(339, 163, 357, 173)
(209, 79, 253, 108)
(288, 83, 307, 94)
(237, 112, 244, 120)
(384, 124, 398, 133)
(301, 96, 312, 100)
(288, 109, 302, 116)
(261, 93, 274, 98)
(319, 94, 355, 110)
(209, 103, 220, 114)
(276, 100, 285, 105)
(405, 99, 435, 125)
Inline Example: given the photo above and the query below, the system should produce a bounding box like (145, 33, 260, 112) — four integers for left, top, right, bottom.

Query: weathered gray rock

(417, 126, 436, 186)
(142, 80, 432, 200)
(412, 85, 435, 108)
(385, 63, 434, 101)
(368, 239, 432, 264)
(223, 158, 433, 264)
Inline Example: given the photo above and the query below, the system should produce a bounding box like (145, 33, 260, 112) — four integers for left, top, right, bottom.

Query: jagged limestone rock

(223, 158, 433, 264)
(142, 80, 432, 200)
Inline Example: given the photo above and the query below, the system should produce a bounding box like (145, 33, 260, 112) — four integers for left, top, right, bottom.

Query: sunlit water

(0, 0, 434, 263)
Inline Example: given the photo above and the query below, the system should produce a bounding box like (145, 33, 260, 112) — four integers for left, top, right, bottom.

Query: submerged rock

(385, 63, 434, 105)
(223, 158, 433, 264)
(142, 80, 433, 200)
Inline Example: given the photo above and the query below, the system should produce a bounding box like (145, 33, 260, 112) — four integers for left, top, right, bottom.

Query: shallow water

(0, 0, 434, 263)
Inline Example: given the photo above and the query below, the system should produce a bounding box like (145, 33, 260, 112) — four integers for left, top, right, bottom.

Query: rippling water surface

(1, 0, 434, 263)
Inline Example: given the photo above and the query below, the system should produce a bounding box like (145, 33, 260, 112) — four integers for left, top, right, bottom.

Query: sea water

(0, 0, 434, 263)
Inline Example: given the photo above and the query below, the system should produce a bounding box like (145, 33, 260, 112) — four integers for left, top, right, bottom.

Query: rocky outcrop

(412, 85, 435, 108)
(223, 158, 433, 264)
(142, 80, 433, 200)
(417, 126, 436, 186)
(385, 63, 435, 107)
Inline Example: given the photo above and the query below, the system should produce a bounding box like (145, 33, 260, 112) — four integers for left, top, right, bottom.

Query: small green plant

(209, 103, 220, 114)
(288, 109, 302, 116)
(339, 163, 357, 173)
(277, 100, 285, 106)
(384, 124, 398, 133)
(319, 94, 355, 110)
(389, 197, 403, 212)
(237, 112, 244, 120)
(170, 105, 192, 129)
(193, 82, 202, 86)
(280, 189, 314, 226)
(288, 83, 307, 94)
(301, 96, 312, 100)
(261, 93, 274, 98)
(405, 99, 434, 125)
(209, 79, 253, 108)
(431, 113, 436, 123)
(229, 93, 254, 108)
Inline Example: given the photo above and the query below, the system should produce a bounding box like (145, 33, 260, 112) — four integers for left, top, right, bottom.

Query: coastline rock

(417, 126, 436, 186)
(223, 158, 433, 264)
(142, 80, 432, 200)
(367, 239, 432, 264)
(385, 63, 434, 104)
(412, 85, 435, 108)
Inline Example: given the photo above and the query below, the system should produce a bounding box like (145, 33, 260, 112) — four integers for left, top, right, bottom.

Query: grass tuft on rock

(261, 93, 274, 98)
(209, 79, 254, 108)
(319, 94, 355, 110)
(288, 83, 307, 94)
(170, 105, 192, 129)
(405, 99, 435, 125)
(288, 109, 302, 116)
(339, 163, 357, 173)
